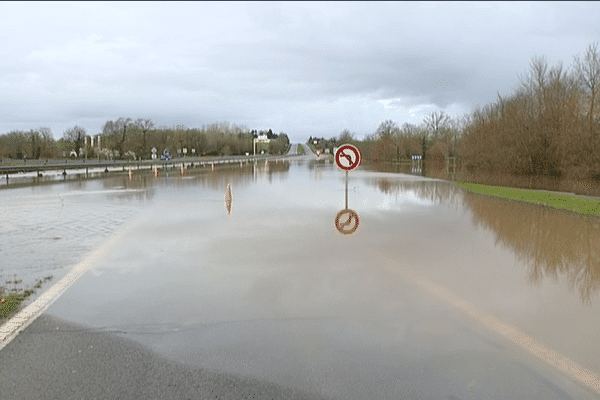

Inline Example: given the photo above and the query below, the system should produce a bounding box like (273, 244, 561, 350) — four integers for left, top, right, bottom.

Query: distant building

(256, 134, 270, 143)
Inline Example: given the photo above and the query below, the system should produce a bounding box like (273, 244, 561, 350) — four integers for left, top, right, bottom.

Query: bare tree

(400, 122, 419, 138)
(338, 129, 354, 144)
(423, 111, 451, 139)
(376, 120, 399, 138)
(37, 127, 56, 158)
(39, 127, 53, 141)
(518, 56, 548, 108)
(26, 129, 42, 159)
(63, 125, 86, 142)
(112, 117, 132, 158)
(63, 126, 87, 156)
(573, 42, 600, 154)
(134, 118, 155, 159)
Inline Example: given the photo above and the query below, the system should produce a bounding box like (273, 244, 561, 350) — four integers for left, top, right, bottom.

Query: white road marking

(390, 268, 600, 395)
(0, 215, 145, 351)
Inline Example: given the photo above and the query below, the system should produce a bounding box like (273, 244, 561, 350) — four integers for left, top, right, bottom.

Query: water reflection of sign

(334, 209, 360, 235)
(335, 144, 361, 171)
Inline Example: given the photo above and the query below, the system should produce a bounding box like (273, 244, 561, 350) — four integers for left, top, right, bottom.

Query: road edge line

(396, 269, 600, 396)
(0, 216, 142, 351)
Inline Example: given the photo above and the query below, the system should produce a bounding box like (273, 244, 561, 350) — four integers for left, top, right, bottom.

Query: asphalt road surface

(0, 314, 334, 400)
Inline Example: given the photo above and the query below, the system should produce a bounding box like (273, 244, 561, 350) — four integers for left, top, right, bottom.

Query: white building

(256, 134, 270, 143)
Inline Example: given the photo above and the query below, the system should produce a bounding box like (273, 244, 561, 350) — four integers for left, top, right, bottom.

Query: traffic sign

(335, 144, 361, 171)
(162, 148, 172, 161)
(334, 208, 360, 236)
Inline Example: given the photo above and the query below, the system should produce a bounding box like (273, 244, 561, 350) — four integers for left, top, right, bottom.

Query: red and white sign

(334, 208, 360, 236)
(335, 144, 361, 171)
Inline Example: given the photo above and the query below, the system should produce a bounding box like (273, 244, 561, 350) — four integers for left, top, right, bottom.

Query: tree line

(309, 112, 466, 165)
(0, 120, 290, 160)
(313, 42, 600, 183)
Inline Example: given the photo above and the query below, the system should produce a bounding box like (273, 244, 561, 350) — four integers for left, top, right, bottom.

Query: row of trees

(460, 43, 600, 181)
(0, 120, 290, 160)
(315, 42, 600, 183)
(0, 128, 59, 160)
(310, 111, 466, 164)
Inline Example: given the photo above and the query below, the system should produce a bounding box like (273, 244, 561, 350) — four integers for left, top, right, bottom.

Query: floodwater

(2, 156, 600, 398)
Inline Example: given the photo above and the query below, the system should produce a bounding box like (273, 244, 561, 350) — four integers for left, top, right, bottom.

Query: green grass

(0, 275, 53, 319)
(453, 181, 600, 216)
(0, 290, 34, 318)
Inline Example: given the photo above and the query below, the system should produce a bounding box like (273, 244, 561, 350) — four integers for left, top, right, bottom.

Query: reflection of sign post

(334, 209, 360, 236)
(335, 144, 361, 172)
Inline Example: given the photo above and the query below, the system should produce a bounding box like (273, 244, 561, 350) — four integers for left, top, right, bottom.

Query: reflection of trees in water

(464, 194, 600, 304)
(364, 161, 455, 180)
(364, 175, 600, 304)
(363, 176, 465, 211)
(365, 160, 600, 198)
(307, 159, 332, 169)
(91, 160, 293, 200)
(168, 160, 290, 190)
(100, 174, 156, 201)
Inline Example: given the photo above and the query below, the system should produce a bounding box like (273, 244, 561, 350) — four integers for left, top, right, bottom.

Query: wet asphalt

(0, 314, 335, 400)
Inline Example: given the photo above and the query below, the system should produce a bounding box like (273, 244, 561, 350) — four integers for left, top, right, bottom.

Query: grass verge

(453, 181, 600, 216)
(0, 276, 53, 320)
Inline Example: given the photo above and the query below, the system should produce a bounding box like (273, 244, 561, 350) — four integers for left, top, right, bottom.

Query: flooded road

(1, 155, 600, 399)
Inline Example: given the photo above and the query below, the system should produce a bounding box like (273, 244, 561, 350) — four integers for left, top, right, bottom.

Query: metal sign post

(334, 144, 361, 236)
(345, 171, 348, 210)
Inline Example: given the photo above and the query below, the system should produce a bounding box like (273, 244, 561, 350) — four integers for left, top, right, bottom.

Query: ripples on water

(0, 177, 148, 297)
(0, 162, 285, 303)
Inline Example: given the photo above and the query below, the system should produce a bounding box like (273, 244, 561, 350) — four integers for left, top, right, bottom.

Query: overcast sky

(1, 1, 600, 143)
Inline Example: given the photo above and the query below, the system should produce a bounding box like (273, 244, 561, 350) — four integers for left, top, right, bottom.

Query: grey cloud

(2, 2, 600, 142)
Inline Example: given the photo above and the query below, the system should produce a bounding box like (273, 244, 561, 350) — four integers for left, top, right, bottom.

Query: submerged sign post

(334, 144, 361, 236)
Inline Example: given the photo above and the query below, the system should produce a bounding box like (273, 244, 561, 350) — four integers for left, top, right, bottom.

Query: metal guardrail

(0, 153, 303, 176)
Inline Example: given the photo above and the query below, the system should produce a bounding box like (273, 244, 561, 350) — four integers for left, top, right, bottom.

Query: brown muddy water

(368, 159, 600, 198)
(2, 156, 600, 398)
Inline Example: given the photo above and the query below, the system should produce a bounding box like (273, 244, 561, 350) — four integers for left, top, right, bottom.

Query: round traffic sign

(334, 208, 360, 236)
(335, 144, 361, 171)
